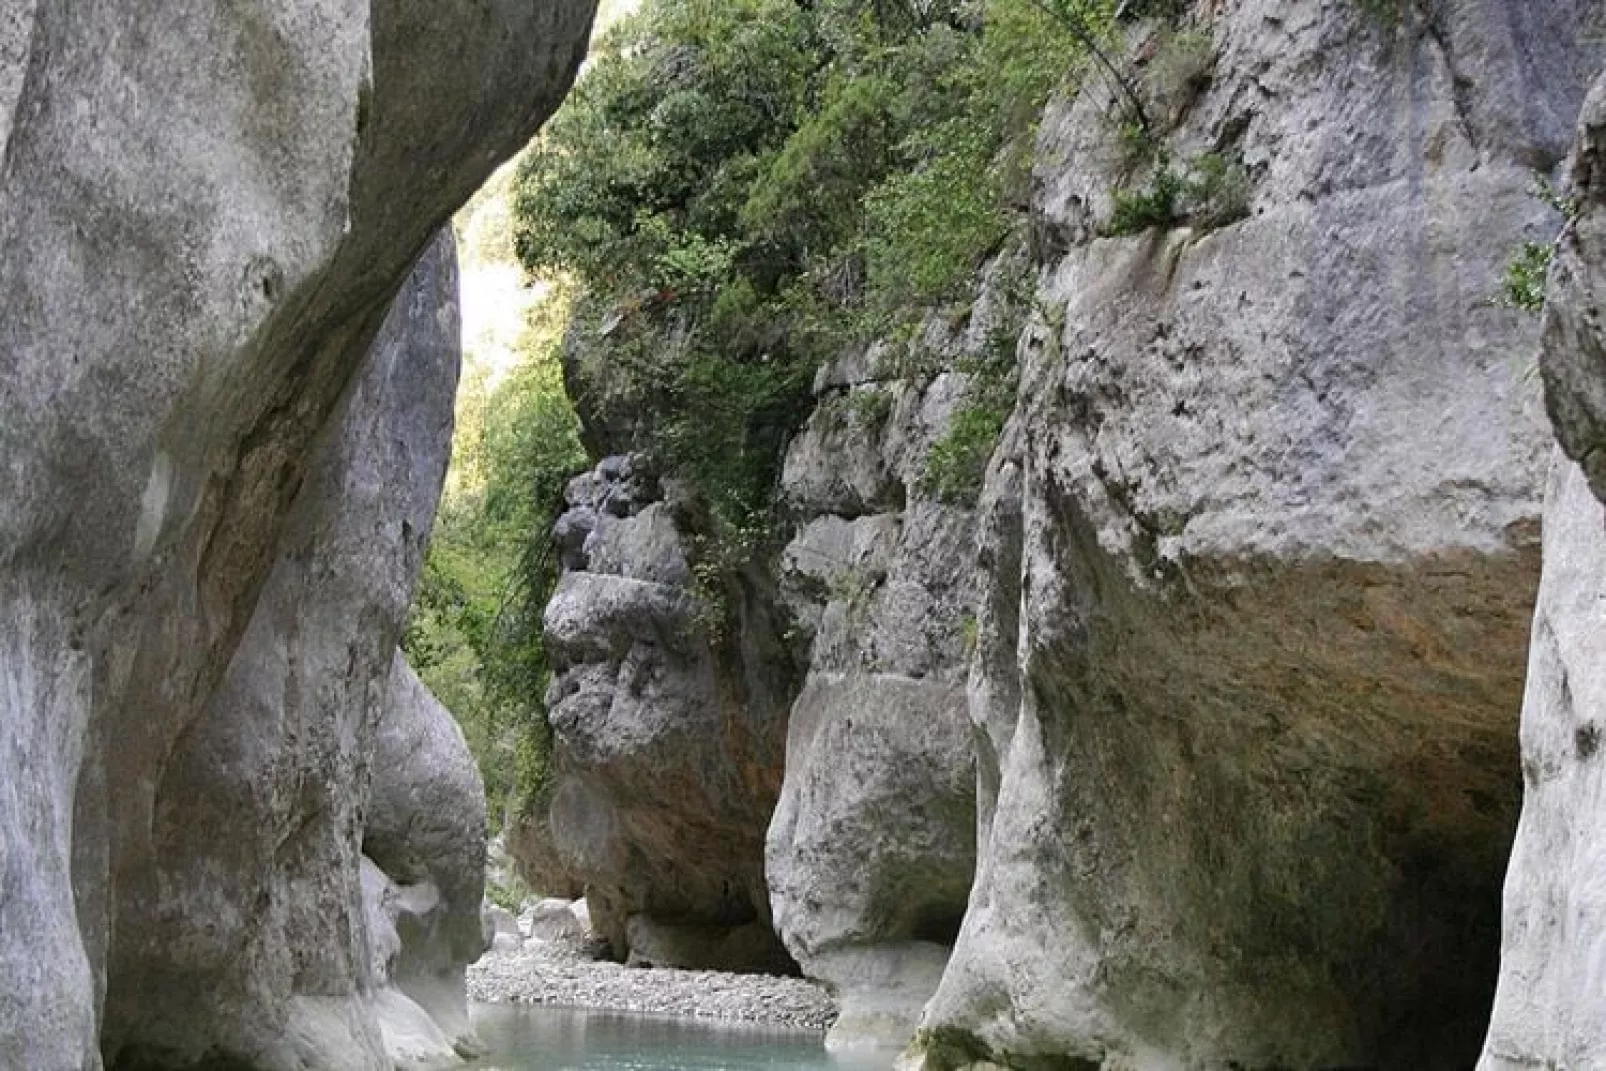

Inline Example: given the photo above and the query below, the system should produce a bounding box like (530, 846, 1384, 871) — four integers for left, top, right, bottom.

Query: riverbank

(467, 943, 837, 1031)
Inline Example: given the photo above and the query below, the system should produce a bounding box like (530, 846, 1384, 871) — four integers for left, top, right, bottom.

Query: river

(468, 1005, 895, 1071)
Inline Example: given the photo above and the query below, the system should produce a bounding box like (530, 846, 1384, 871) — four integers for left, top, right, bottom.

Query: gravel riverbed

(467, 942, 838, 1031)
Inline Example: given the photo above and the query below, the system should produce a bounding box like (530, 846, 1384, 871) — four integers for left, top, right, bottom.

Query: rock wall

(904, 2, 1603, 1069)
(99, 229, 462, 1070)
(366, 654, 491, 1069)
(1480, 70, 1606, 1071)
(540, 456, 798, 970)
(765, 281, 1015, 1046)
(0, 1, 593, 1066)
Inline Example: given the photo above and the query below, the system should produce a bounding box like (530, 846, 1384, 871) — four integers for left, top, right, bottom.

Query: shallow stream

(468, 1005, 893, 1071)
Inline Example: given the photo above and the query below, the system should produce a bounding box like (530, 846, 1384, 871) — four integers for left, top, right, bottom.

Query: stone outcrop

(902, 3, 1602, 1069)
(366, 654, 490, 1064)
(98, 230, 467, 1070)
(540, 456, 798, 969)
(0, 1, 592, 1066)
(1480, 70, 1606, 1071)
(765, 289, 1010, 1046)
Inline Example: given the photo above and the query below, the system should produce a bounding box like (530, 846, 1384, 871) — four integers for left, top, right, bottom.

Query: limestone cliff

(765, 269, 1020, 1047)
(0, 2, 593, 1066)
(527, 1, 1604, 1068)
(100, 230, 467, 1070)
(1480, 70, 1606, 1071)
(908, 3, 1601, 1069)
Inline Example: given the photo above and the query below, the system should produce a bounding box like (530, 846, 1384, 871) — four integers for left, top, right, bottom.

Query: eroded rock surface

(1481, 70, 1606, 1071)
(541, 457, 798, 970)
(0, 1, 592, 1066)
(906, 3, 1601, 1069)
(766, 303, 1005, 1047)
(98, 231, 462, 1070)
(367, 654, 490, 1063)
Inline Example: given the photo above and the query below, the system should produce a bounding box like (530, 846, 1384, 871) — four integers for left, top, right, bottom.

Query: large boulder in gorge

(540, 456, 798, 969)
(904, 4, 1602, 1070)
(1480, 71, 1606, 1071)
(0, 1, 592, 1066)
(97, 231, 463, 1069)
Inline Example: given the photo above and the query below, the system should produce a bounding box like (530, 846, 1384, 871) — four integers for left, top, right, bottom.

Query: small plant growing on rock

(846, 385, 896, 427)
(1184, 150, 1250, 229)
(1494, 177, 1580, 315)
(1104, 151, 1249, 236)
(1498, 241, 1555, 314)
(1106, 160, 1187, 235)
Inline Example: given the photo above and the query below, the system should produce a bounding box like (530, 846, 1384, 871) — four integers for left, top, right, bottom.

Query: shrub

(1104, 152, 1250, 236)
(1105, 161, 1187, 235)
(1497, 240, 1554, 314)
(1183, 151, 1251, 229)
(847, 385, 896, 427)
(1492, 177, 1578, 315)
(511, 0, 1090, 558)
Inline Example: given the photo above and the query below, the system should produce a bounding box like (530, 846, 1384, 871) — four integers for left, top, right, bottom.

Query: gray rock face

(1481, 70, 1606, 1071)
(765, 284, 1014, 1047)
(1541, 74, 1606, 499)
(0, 1, 592, 1065)
(1479, 455, 1606, 1070)
(98, 231, 460, 1070)
(905, 4, 1602, 1069)
(368, 654, 490, 1061)
(541, 457, 798, 970)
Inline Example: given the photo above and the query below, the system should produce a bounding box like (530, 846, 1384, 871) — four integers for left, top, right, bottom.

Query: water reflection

(469, 1004, 893, 1071)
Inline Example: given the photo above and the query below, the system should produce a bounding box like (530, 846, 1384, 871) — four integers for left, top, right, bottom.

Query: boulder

(539, 456, 799, 969)
(523, 898, 587, 943)
(908, 3, 1601, 1068)
(485, 906, 520, 939)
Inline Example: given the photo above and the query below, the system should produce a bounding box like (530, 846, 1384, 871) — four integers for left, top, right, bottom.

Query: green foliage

(1185, 151, 1251, 229)
(846, 384, 895, 427)
(1532, 175, 1581, 221)
(1104, 151, 1250, 236)
(1106, 162, 1187, 235)
(1492, 176, 1579, 316)
(920, 303, 1023, 506)
(404, 283, 586, 826)
(864, 119, 1009, 305)
(1498, 241, 1555, 315)
(511, 0, 1090, 561)
(485, 871, 532, 913)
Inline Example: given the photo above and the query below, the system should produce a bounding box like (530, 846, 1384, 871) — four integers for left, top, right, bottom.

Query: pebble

(467, 940, 838, 1032)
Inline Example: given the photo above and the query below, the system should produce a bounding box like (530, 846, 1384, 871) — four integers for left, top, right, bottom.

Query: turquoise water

(468, 1005, 893, 1071)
